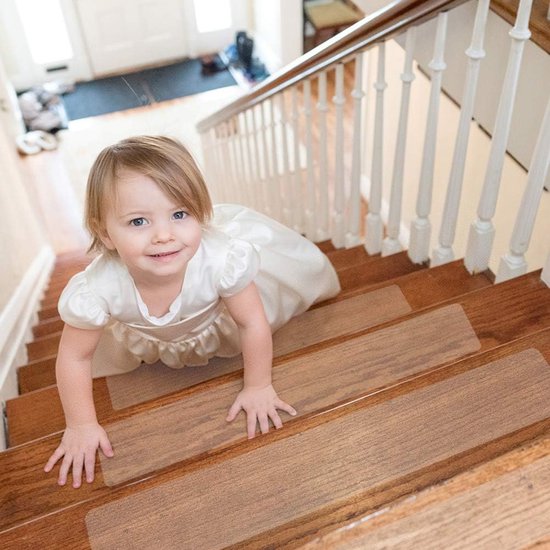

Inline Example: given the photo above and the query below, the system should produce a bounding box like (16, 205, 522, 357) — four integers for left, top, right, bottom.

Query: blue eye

(130, 217, 147, 226)
(172, 211, 188, 220)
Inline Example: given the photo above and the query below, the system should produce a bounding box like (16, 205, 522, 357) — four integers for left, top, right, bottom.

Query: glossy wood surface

(2, 271, 549, 534)
(304, 433, 550, 549)
(3, 336, 550, 548)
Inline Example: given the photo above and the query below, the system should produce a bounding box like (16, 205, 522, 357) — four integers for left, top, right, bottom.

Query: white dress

(59, 204, 341, 377)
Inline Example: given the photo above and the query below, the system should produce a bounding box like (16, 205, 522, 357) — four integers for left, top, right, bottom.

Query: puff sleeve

(217, 238, 260, 297)
(58, 271, 110, 329)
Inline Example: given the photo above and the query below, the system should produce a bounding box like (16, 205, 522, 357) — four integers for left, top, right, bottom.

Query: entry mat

(61, 58, 237, 120)
(99, 303, 479, 485)
(87, 347, 550, 549)
(105, 285, 412, 410)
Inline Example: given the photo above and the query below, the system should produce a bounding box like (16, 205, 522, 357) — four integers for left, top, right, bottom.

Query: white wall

(0, 52, 54, 448)
(405, 0, 550, 170)
(251, 0, 303, 74)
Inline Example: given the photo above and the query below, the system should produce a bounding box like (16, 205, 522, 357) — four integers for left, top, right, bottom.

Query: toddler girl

(44, 135, 340, 488)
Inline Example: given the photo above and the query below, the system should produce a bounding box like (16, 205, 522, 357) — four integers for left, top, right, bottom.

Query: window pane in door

(193, 0, 232, 33)
(16, 0, 73, 64)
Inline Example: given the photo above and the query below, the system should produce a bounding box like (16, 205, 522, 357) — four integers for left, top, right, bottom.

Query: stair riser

(32, 318, 64, 339)
(27, 335, 61, 362)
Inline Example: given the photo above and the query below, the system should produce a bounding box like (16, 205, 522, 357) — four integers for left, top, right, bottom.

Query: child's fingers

(276, 399, 297, 417)
(258, 413, 270, 435)
(84, 451, 96, 483)
(58, 454, 73, 486)
(99, 433, 114, 458)
(72, 454, 84, 488)
(269, 409, 283, 430)
(226, 401, 242, 422)
(44, 446, 65, 473)
(246, 413, 257, 439)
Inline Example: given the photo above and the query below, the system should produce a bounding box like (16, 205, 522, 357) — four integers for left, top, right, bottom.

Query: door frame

(0, 0, 92, 91)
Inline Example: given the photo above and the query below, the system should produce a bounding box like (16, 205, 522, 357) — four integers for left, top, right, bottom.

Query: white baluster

(303, 79, 317, 240)
(259, 102, 273, 217)
(464, 0, 533, 273)
(346, 52, 365, 248)
(332, 63, 346, 247)
(243, 109, 260, 210)
(278, 93, 292, 226)
(250, 106, 265, 211)
(200, 129, 217, 200)
(382, 27, 416, 256)
(409, 13, 448, 264)
(229, 116, 245, 204)
(365, 42, 386, 255)
(542, 251, 550, 287)
(432, 0, 491, 266)
(496, 99, 550, 283)
(269, 98, 283, 221)
(211, 126, 226, 202)
(219, 122, 232, 203)
(291, 87, 303, 232)
(317, 71, 330, 241)
(236, 113, 251, 207)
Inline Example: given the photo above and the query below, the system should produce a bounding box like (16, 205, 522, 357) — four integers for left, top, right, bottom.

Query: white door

(76, 0, 189, 76)
(184, 0, 249, 57)
(1, 0, 92, 91)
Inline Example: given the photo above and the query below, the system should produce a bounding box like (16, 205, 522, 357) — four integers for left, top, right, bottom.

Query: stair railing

(496, 97, 550, 283)
(464, 0, 534, 273)
(197, 0, 549, 286)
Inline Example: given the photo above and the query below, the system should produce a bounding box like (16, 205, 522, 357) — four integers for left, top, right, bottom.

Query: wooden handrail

(196, 0, 467, 133)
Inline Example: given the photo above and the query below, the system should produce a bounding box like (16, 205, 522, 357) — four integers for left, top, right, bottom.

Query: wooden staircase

(2, 244, 550, 548)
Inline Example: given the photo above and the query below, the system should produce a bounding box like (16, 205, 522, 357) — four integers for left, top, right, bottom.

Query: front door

(76, 0, 189, 76)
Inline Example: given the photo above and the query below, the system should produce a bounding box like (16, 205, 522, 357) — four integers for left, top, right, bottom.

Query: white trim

(0, 246, 55, 395)
(361, 174, 410, 248)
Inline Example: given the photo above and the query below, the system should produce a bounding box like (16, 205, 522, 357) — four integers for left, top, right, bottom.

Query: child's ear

(92, 220, 116, 251)
(99, 229, 116, 251)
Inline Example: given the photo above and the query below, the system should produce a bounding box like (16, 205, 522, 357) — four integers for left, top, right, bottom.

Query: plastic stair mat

(86, 348, 550, 549)
(99, 303, 479, 486)
(105, 285, 412, 409)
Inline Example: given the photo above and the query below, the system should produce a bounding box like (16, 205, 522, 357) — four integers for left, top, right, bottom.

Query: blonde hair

(85, 135, 213, 255)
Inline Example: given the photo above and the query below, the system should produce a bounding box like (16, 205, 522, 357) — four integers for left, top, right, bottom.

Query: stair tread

(2, 271, 549, 534)
(9, 259, 491, 443)
(305, 432, 550, 549)
(2, 328, 550, 545)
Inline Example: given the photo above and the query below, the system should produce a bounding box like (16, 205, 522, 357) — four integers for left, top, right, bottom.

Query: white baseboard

(360, 175, 411, 248)
(0, 245, 55, 450)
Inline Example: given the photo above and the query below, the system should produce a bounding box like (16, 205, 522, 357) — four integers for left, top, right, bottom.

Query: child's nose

(152, 223, 174, 243)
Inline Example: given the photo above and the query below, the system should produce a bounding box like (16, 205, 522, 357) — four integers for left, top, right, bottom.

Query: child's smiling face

(100, 170, 202, 285)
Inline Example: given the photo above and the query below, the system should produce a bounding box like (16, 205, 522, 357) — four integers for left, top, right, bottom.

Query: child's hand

(44, 422, 114, 488)
(226, 384, 297, 439)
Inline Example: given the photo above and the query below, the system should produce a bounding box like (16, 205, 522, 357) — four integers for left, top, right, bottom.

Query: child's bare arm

(223, 283, 296, 438)
(44, 325, 113, 487)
